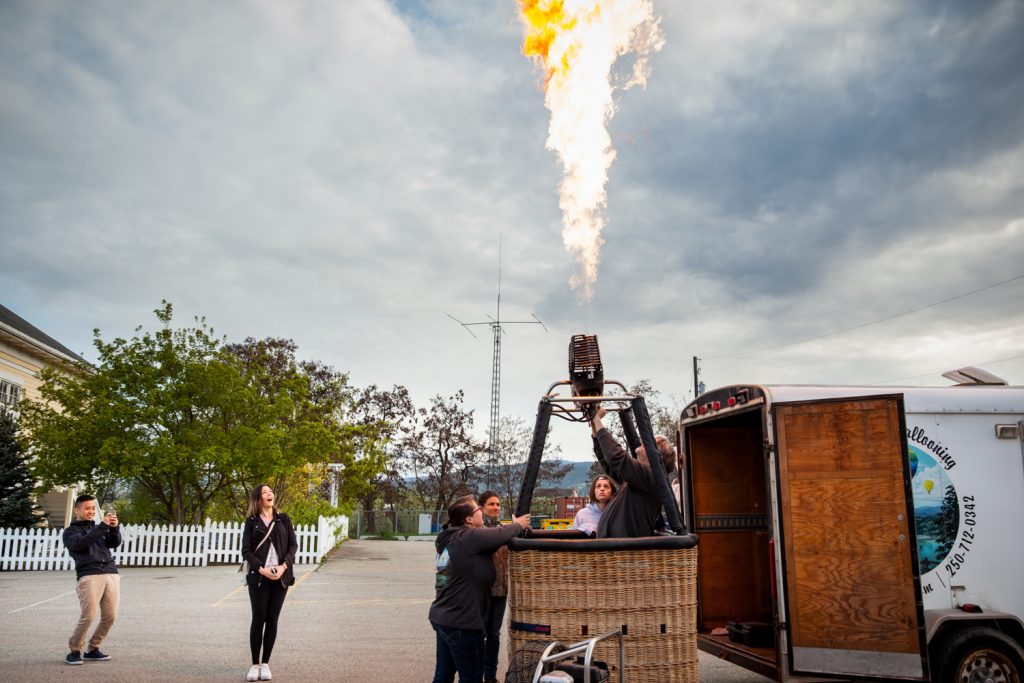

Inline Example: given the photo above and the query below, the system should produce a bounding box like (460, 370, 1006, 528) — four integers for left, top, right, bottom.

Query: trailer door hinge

(763, 442, 776, 455)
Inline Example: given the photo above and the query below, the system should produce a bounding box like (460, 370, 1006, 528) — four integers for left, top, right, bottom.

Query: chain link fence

(350, 509, 448, 538)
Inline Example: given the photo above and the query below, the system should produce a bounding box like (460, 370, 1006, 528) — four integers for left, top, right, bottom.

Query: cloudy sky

(3, 1, 1022, 460)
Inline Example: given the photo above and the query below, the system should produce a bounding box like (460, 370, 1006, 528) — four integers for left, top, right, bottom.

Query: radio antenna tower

(447, 236, 547, 486)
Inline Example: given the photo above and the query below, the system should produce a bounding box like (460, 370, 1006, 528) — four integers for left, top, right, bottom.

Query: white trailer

(678, 368, 1024, 682)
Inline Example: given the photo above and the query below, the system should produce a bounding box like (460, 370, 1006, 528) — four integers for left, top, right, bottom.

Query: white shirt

(265, 543, 279, 569)
(571, 503, 604, 536)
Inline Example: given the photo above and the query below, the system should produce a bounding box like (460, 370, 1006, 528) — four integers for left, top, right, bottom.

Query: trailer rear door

(774, 396, 927, 680)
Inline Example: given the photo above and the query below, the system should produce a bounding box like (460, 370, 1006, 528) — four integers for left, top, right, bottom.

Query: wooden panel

(690, 426, 766, 516)
(697, 531, 772, 627)
(775, 398, 921, 659)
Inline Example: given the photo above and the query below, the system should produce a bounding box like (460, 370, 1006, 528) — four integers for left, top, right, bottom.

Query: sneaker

(259, 663, 273, 680)
(246, 664, 261, 681)
(83, 648, 111, 661)
(65, 651, 83, 666)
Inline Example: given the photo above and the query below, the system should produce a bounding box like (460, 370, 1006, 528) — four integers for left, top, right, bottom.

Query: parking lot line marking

(210, 585, 244, 608)
(289, 569, 313, 592)
(10, 590, 74, 614)
(211, 569, 313, 608)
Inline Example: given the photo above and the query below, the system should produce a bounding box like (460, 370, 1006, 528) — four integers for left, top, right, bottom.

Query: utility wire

(873, 352, 1024, 385)
(710, 272, 1024, 360)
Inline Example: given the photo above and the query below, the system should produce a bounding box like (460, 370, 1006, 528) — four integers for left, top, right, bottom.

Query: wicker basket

(507, 534, 699, 683)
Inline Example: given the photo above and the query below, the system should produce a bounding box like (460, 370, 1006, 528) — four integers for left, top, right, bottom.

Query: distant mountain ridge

(553, 460, 595, 493)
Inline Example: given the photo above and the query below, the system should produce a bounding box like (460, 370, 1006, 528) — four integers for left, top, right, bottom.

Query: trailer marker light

(698, 405, 708, 415)
(712, 401, 721, 410)
(727, 397, 737, 407)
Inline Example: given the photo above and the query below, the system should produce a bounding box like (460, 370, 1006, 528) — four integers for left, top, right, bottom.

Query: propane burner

(569, 334, 604, 397)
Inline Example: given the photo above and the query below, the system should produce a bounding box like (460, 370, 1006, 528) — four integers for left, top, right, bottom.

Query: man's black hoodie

(62, 520, 121, 580)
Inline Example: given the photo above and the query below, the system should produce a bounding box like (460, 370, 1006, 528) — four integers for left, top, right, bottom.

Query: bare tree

(489, 415, 571, 514)
(404, 391, 486, 511)
(352, 384, 416, 518)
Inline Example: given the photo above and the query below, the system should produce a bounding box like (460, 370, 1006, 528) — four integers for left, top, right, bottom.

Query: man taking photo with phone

(62, 494, 121, 665)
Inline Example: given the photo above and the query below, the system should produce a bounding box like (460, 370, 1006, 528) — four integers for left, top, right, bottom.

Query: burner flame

(518, 0, 664, 300)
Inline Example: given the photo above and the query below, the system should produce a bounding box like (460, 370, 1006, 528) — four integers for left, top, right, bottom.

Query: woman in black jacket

(241, 484, 298, 682)
(429, 496, 530, 683)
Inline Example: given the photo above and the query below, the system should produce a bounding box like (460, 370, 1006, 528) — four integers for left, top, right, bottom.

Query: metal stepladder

(532, 629, 625, 683)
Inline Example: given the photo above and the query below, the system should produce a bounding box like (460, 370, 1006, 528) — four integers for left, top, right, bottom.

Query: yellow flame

(518, 0, 664, 301)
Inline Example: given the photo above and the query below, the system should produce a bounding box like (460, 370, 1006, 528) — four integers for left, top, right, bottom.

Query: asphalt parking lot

(0, 539, 771, 682)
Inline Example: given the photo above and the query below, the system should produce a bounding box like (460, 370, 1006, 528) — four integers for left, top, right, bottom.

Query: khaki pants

(69, 574, 120, 652)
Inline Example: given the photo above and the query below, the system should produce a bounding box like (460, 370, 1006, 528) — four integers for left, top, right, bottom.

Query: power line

(710, 272, 1024, 360)
(873, 352, 1024, 385)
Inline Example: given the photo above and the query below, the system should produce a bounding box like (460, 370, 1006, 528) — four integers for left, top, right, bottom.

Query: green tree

(937, 484, 960, 555)
(222, 337, 383, 515)
(0, 409, 45, 528)
(352, 384, 415, 519)
(20, 303, 341, 525)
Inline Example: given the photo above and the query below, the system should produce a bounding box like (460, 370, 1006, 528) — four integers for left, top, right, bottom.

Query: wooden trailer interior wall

(688, 411, 773, 628)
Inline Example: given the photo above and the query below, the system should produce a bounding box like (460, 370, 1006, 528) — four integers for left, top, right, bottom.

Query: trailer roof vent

(941, 366, 1008, 386)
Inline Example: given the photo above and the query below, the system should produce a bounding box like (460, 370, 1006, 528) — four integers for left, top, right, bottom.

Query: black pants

(483, 595, 507, 680)
(248, 582, 288, 664)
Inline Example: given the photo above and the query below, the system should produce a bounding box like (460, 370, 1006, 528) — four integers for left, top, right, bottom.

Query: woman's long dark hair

(246, 483, 280, 519)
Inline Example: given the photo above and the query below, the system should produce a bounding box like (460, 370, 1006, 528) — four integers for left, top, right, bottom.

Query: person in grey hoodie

(62, 493, 121, 666)
(429, 495, 530, 683)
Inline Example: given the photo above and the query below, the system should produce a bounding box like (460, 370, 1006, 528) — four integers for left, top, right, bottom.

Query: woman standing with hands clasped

(241, 484, 297, 682)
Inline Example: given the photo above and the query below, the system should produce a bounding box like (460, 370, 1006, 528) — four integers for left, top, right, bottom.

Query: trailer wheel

(937, 626, 1024, 683)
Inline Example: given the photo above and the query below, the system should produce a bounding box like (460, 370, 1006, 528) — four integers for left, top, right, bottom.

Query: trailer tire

(936, 626, 1024, 683)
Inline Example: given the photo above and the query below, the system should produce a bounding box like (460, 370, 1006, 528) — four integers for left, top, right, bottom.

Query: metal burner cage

(569, 334, 604, 398)
(513, 383, 685, 537)
(506, 336, 699, 683)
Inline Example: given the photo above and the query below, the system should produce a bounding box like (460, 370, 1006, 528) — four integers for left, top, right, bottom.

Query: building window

(0, 379, 22, 410)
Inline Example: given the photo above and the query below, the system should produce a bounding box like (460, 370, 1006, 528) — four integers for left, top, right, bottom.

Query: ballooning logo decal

(907, 426, 977, 595)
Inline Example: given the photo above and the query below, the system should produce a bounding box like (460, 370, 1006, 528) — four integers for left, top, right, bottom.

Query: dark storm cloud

(593, 1, 1024, 327)
(1, 0, 1022, 444)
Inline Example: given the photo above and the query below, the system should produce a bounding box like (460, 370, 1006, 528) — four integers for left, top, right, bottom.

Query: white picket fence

(0, 515, 348, 571)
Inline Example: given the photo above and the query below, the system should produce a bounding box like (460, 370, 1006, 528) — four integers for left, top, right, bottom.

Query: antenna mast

(446, 234, 547, 487)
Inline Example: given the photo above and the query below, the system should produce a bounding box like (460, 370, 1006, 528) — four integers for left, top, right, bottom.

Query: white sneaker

(246, 664, 261, 681)
(259, 663, 272, 680)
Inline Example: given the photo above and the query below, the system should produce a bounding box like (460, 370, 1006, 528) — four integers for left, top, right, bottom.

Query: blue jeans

(432, 622, 485, 683)
(483, 596, 507, 680)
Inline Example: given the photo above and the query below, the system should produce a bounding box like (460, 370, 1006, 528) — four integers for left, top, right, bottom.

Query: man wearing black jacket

(590, 406, 676, 538)
(62, 494, 121, 666)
